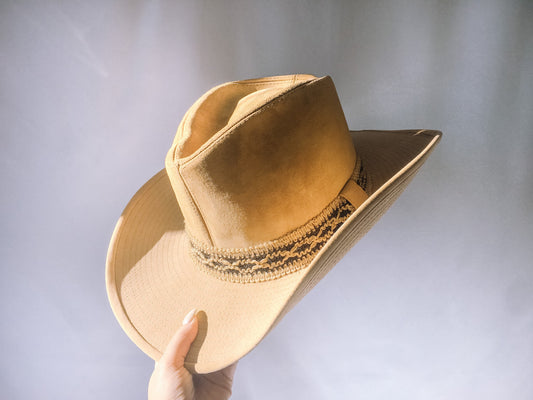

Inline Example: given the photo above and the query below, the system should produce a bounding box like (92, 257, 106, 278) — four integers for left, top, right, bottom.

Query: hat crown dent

(171, 74, 316, 160)
(165, 75, 357, 249)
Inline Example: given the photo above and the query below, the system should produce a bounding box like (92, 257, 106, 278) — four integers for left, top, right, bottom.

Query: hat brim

(106, 129, 441, 373)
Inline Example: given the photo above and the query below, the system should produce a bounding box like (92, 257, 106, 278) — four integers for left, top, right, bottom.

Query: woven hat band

(188, 159, 369, 283)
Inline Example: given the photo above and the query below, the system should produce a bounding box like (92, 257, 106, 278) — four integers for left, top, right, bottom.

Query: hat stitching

(178, 78, 319, 167)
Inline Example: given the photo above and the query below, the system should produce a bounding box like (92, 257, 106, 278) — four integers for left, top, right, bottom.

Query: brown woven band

(188, 158, 369, 283)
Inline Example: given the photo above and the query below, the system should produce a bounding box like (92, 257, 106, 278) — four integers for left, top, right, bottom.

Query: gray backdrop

(2, 1, 532, 399)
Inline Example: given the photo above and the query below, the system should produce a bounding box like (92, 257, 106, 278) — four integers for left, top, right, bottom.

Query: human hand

(148, 309, 238, 400)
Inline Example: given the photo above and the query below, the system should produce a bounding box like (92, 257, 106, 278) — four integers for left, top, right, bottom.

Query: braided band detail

(188, 158, 368, 283)
(189, 196, 356, 283)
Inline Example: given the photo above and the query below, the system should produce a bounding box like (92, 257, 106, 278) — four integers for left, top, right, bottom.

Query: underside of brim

(105, 129, 441, 373)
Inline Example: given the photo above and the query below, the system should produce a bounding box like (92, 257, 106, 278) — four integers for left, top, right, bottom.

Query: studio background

(2, 1, 532, 399)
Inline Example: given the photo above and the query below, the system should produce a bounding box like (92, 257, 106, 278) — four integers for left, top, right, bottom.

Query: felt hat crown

(106, 74, 441, 373)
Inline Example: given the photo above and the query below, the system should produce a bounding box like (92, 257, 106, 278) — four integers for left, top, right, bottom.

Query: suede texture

(165, 75, 357, 248)
(165, 75, 316, 245)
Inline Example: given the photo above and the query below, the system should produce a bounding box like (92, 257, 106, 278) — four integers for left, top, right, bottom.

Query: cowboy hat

(106, 74, 441, 373)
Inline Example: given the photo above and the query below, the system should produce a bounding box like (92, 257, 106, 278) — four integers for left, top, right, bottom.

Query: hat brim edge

(105, 129, 441, 373)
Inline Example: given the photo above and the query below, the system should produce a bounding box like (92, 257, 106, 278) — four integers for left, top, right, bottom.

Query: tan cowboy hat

(105, 74, 441, 373)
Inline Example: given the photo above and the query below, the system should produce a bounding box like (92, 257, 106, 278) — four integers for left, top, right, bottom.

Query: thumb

(158, 309, 199, 368)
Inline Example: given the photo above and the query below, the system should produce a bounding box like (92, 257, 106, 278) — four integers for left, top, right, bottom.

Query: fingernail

(182, 308, 197, 325)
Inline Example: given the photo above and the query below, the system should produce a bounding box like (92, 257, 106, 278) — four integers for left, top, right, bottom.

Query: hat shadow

(186, 310, 208, 370)
(116, 170, 185, 273)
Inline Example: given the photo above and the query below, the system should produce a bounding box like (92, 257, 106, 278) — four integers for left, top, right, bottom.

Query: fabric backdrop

(2, 1, 532, 399)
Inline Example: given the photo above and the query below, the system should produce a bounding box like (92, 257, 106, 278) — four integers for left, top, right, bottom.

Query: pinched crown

(164, 75, 368, 281)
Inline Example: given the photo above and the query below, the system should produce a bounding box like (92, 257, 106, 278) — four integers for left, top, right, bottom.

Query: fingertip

(159, 309, 200, 367)
(180, 311, 199, 337)
(182, 308, 198, 325)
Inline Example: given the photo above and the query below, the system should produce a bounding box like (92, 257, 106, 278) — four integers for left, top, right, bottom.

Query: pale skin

(148, 310, 238, 400)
